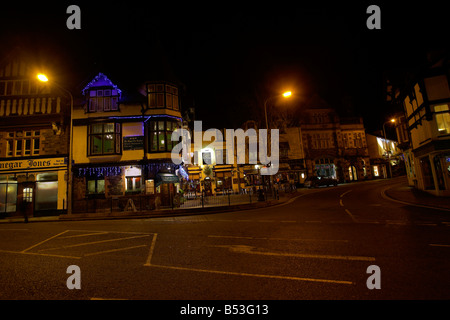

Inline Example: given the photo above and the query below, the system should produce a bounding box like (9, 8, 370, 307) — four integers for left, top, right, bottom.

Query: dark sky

(0, 1, 448, 133)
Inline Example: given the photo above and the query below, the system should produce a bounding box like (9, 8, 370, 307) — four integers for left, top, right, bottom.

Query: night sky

(0, 1, 448, 133)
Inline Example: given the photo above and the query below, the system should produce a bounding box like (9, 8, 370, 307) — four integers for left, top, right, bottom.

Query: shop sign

(123, 136, 144, 150)
(0, 157, 67, 171)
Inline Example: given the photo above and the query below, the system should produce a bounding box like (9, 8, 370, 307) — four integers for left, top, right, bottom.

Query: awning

(187, 166, 201, 174)
(213, 165, 233, 172)
(155, 173, 179, 187)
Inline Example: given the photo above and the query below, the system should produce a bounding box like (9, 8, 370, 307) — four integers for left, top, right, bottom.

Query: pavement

(382, 176, 450, 211)
(0, 192, 301, 224)
(2, 176, 449, 224)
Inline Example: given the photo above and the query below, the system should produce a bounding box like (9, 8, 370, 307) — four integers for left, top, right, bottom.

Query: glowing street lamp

(37, 74, 74, 214)
(382, 118, 396, 178)
(37, 74, 49, 82)
(264, 91, 293, 130)
(263, 91, 293, 190)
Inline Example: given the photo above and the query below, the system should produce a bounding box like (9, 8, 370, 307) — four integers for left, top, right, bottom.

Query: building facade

(71, 72, 184, 212)
(299, 96, 371, 183)
(400, 56, 450, 196)
(0, 51, 70, 218)
(366, 133, 402, 179)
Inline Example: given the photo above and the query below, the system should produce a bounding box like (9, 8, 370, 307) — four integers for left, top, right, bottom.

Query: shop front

(417, 152, 450, 196)
(213, 165, 233, 193)
(186, 165, 201, 193)
(0, 157, 67, 218)
(155, 172, 180, 206)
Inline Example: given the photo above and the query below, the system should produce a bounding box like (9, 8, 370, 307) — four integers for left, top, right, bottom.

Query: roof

(81, 72, 122, 97)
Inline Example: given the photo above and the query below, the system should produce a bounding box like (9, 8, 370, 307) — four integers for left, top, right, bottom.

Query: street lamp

(37, 74, 74, 214)
(264, 91, 293, 130)
(263, 91, 293, 193)
(37, 74, 49, 82)
(382, 118, 396, 178)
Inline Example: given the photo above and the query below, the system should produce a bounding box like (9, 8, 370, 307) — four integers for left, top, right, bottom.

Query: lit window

(23, 188, 33, 202)
(126, 177, 141, 192)
(88, 123, 121, 156)
(87, 177, 105, 195)
(373, 166, 379, 177)
(435, 104, 450, 134)
(148, 119, 180, 152)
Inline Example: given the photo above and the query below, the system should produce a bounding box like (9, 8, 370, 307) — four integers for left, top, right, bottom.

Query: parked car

(304, 176, 338, 188)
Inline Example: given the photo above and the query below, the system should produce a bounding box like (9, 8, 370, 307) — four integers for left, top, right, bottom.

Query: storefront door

(19, 182, 34, 218)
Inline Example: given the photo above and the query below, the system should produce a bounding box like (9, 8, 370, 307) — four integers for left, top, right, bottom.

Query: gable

(82, 72, 122, 97)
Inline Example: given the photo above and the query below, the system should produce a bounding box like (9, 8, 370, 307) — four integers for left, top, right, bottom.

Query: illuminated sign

(0, 157, 67, 171)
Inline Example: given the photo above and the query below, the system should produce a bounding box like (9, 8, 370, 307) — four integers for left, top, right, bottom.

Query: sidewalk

(0, 192, 301, 224)
(383, 177, 450, 211)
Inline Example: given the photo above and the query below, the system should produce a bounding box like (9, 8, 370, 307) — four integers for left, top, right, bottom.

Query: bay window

(435, 104, 450, 134)
(147, 83, 179, 110)
(148, 119, 180, 152)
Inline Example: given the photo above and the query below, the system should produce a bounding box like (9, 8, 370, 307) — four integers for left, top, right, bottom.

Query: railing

(72, 194, 157, 214)
(71, 186, 296, 214)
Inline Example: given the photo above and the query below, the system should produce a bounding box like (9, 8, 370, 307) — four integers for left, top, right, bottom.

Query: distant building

(298, 95, 371, 183)
(366, 133, 402, 179)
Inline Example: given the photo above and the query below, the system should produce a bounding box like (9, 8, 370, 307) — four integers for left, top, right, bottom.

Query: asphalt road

(1, 177, 450, 302)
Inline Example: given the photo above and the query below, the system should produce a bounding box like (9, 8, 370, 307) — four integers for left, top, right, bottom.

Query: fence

(72, 187, 293, 214)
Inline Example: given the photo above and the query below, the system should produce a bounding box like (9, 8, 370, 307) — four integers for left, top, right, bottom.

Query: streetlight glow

(282, 91, 292, 98)
(37, 74, 49, 82)
(390, 118, 396, 123)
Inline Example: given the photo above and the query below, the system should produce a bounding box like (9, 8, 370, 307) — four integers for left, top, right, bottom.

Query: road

(1, 177, 450, 302)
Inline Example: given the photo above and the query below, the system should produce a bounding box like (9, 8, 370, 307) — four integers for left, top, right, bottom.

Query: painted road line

(208, 235, 348, 243)
(146, 263, 354, 285)
(90, 297, 128, 300)
(84, 244, 148, 257)
(339, 199, 344, 207)
(429, 243, 450, 248)
(345, 209, 357, 223)
(68, 229, 153, 235)
(340, 190, 353, 198)
(0, 249, 81, 259)
(59, 231, 109, 239)
(38, 234, 151, 252)
(21, 230, 70, 253)
(214, 244, 375, 262)
(144, 233, 158, 266)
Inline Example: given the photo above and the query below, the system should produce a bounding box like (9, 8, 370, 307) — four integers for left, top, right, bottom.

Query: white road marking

(147, 263, 354, 285)
(429, 244, 450, 248)
(144, 233, 158, 266)
(214, 244, 375, 262)
(21, 230, 70, 253)
(38, 234, 151, 252)
(84, 244, 148, 257)
(344, 209, 357, 223)
(208, 235, 348, 243)
(340, 190, 353, 198)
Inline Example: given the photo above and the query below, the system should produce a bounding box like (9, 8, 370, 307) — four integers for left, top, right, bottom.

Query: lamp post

(263, 91, 292, 192)
(382, 118, 396, 179)
(264, 91, 292, 130)
(37, 74, 74, 214)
